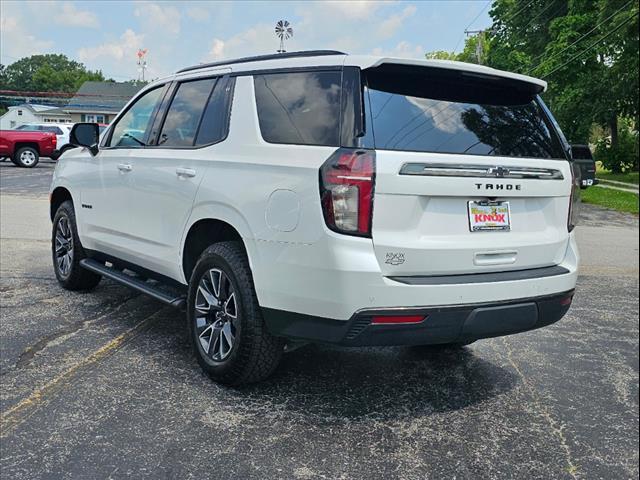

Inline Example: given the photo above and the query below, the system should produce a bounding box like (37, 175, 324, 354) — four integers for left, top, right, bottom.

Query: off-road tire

(187, 242, 284, 385)
(14, 146, 39, 168)
(52, 200, 101, 291)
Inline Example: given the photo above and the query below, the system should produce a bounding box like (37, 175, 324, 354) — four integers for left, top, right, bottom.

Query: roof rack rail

(176, 50, 347, 74)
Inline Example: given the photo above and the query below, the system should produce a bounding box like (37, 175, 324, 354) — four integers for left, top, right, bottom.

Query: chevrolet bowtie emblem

(488, 166, 510, 178)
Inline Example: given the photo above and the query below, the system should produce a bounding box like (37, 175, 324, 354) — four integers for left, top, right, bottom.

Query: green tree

(425, 50, 459, 60)
(486, 0, 638, 171)
(0, 54, 105, 93)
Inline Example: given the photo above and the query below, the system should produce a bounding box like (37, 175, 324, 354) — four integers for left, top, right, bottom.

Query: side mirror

(70, 123, 100, 156)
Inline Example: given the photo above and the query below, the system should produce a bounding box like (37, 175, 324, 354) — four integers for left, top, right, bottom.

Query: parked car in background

(15, 123, 72, 153)
(571, 144, 598, 189)
(0, 129, 57, 167)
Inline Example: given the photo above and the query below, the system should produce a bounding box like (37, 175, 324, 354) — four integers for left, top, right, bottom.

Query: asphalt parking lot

(1, 160, 638, 479)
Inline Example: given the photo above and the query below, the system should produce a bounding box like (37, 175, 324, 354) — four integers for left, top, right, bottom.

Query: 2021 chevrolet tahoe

(50, 51, 580, 385)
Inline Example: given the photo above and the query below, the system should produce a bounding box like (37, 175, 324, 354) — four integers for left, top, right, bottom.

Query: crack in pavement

(13, 293, 141, 370)
(495, 339, 580, 479)
(0, 309, 163, 438)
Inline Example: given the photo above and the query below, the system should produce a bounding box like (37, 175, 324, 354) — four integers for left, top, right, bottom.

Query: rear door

(363, 65, 572, 276)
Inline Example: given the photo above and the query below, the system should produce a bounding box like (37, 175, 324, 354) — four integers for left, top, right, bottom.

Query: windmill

(137, 49, 148, 82)
(275, 20, 293, 53)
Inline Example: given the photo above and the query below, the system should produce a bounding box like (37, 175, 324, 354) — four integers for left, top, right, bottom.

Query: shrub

(594, 127, 639, 173)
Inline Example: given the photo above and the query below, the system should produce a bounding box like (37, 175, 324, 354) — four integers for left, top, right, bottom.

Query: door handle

(176, 167, 196, 178)
(117, 163, 133, 172)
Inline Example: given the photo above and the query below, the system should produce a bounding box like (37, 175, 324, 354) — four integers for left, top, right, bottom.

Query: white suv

(50, 51, 580, 385)
(16, 123, 72, 155)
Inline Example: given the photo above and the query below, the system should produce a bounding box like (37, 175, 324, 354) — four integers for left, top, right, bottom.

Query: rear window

(254, 71, 341, 146)
(571, 146, 593, 160)
(364, 66, 566, 159)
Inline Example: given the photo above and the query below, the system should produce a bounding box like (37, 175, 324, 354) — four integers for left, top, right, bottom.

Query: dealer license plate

(468, 201, 511, 232)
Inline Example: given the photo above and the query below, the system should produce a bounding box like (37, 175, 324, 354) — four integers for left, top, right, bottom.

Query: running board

(79, 258, 186, 309)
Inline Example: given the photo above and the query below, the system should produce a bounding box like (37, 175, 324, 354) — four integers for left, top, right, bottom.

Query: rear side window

(365, 67, 566, 159)
(43, 126, 63, 134)
(159, 78, 216, 147)
(254, 71, 341, 146)
(195, 76, 234, 146)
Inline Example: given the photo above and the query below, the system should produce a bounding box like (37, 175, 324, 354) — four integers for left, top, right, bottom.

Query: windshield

(364, 66, 566, 160)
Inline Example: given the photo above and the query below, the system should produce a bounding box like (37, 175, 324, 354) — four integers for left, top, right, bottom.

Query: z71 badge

(385, 252, 405, 266)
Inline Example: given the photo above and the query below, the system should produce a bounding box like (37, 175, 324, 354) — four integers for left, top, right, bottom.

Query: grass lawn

(581, 186, 639, 215)
(595, 164, 639, 185)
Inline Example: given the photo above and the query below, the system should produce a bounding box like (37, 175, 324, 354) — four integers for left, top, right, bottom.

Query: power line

(527, 0, 635, 74)
(489, 0, 539, 36)
(517, 1, 559, 33)
(503, 0, 538, 24)
(541, 10, 639, 79)
(453, 0, 492, 52)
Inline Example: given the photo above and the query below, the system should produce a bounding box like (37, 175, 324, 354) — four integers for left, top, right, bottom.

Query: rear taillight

(568, 161, 581, 232)
(320, 148, 375, 237)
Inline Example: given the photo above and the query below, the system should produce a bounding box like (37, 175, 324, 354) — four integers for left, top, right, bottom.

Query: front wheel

(52, 200, 101, 291)
(14, 146, 39, 168)
(187, 242, 283, 385)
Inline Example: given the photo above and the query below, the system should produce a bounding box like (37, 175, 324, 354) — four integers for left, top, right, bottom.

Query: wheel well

(14, 142, 40, 155)
(50, 187, 73, 221)
(182, 219, 246, 281)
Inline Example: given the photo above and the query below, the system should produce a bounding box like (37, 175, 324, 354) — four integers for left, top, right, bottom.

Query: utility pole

(464, 28, 492, 64)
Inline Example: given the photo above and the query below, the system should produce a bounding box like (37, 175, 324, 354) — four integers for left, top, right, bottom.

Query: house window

(17, 110, 22, 116)
(85, 114, 106, 123)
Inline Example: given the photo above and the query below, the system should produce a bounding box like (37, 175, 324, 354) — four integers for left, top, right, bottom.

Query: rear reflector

(371, 315, 426, 325)
(560, 295, 574, 306)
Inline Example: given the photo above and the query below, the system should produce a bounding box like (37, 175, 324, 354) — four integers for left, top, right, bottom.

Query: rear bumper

(263, 290, 574, 346)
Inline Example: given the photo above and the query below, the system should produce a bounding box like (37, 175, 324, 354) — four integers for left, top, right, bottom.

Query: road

(1, 161, 638, 479)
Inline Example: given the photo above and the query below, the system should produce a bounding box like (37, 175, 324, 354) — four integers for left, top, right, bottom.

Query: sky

(0, 0, 492, 81)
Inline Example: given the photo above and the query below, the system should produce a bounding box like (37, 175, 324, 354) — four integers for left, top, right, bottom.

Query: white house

(0, 104, 72, 129)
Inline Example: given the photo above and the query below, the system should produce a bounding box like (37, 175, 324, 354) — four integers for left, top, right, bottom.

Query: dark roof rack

(176, 50, 347, 74)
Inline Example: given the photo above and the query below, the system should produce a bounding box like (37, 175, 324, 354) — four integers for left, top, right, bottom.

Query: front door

(122, 75, 233, 280)
(81, 84, 167, 259)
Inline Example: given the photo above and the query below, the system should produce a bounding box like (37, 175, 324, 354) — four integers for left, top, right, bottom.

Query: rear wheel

(52, 200, 101, 291)
(187, 242, 283, 385)
(14, 146, 39, 168)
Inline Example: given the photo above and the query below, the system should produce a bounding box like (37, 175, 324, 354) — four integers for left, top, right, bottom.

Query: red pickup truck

(0, 130, 58, 168)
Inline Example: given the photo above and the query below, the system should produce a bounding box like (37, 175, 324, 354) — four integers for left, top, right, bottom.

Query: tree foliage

(426, 0, 638, 171)
(0, 54, 105, 93)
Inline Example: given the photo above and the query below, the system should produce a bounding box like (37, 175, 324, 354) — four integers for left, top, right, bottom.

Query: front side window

(254, 71, 341, 146)
(365, 67, 566, 159)
(108, 86, 164, 147)
(158, 78, 216, 147)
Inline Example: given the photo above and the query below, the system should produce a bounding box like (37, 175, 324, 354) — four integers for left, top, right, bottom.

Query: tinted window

(109, 86, 164, 147)
(159, 78, 216, 147)
(195, 77, 234, 146)
(365, 70, 565, 159)
(42, 126, 63, 134)
(571, 146, 593, 160)
(254, 71, 341, 146)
